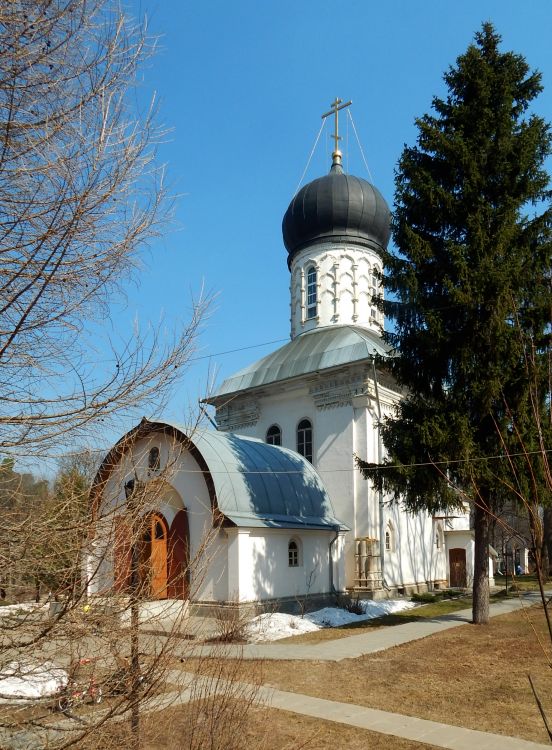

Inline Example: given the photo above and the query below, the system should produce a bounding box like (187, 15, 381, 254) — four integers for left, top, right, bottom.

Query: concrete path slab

(167, 669, 551, 750)
(261, 686, 550, 749)
(174, 591, 546, 662)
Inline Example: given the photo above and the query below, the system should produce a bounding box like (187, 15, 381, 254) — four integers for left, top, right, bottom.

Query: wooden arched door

(449, 548, 467, 588)
(141, 513, 168, 599)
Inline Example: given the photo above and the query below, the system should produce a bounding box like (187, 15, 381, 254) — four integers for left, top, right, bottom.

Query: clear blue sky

(117, 0, 552, 437)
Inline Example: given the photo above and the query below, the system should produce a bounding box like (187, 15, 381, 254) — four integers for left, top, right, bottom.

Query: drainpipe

(371, 359, 389, 591)
(329, 525, 340, 594)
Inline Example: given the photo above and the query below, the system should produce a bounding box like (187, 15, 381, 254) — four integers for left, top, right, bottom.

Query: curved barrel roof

(187, 427, 344, 530)
(97, 420, 345, 531)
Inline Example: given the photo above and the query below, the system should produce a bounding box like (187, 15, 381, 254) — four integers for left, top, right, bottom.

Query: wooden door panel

(150, 516, 167, 599)
(449, 548, 467, 588)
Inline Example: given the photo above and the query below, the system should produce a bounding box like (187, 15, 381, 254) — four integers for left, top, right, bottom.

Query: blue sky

(117, 0, 552, 437)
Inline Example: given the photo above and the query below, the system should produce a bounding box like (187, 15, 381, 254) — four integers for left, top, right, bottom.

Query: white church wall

(383, 503, 447, 589)
(226, 528, 335, 602)
(289, 242, 383, 338)
(213, 352, 454, 594)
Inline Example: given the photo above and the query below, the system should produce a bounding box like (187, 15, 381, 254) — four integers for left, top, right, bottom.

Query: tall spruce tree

(357, 24, 551, 624)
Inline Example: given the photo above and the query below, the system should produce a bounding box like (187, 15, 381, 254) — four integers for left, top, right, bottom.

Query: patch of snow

(247, 612, 319, 641)
(247, 599, 417, 642)
(0, 603, 47, 619)
(0, 661, 68, 702)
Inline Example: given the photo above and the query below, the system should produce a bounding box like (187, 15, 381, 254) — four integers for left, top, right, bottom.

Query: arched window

(266, 424, 282, 446)
(306, 266, 317, 320)
(435, 524, 443, 549)
(297, 419, 313, 463)
(148, 446, 160, 473)
(385, 523, 394, 552)
(288, 539, 300, 567)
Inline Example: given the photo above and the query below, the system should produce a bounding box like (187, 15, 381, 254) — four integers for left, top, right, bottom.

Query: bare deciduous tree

(0, 2, 264, 748)
(0, 0, 206, 459)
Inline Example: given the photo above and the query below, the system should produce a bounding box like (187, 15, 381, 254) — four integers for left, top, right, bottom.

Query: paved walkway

(160, 669, 552, 750)
(2, 593, 548, 749)
(148, 592, 550, 749)
(171, 591, 546, 662)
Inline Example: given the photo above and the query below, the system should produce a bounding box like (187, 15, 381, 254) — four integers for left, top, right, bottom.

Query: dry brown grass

(78, 703, 441, 749)
(257, 605, 552, 744)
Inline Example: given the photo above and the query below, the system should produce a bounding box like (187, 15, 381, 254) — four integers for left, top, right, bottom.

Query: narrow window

(148, 446, 160, 473)
(297, 419, 313, 463)
(266, 424, 282, 446)
(385, 523, 394, 552)
(288, 539, 299, 567)
(306, 266, 317, 319)
(370, 269, 379, 320)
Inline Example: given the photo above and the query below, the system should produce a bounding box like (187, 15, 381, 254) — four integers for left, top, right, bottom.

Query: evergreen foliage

(357, 24, 551, 621)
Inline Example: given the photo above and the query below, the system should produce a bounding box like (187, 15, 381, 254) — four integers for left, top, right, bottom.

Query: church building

(90, 101, 479, 610)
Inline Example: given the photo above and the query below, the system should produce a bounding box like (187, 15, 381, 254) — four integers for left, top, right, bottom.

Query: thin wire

(19, 445, 552, 469)
(347, 109, 374, 182)
(356, 448, 552, 472)
(188, 337, 288, 363)
(346, 108, 349, 173)
(294, 118, 326, 196)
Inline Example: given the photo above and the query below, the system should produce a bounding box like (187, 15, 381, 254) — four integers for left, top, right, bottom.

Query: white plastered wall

(224, 370, 452, 591)
(225, 527, 345, 603)
(289, 242, 383, 338)
(382, 504, 447, 589)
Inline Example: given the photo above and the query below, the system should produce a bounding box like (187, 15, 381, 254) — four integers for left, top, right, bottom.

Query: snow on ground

(0, 661, 68, 702)
(247, 599, 417, 642)
(0, 603, 47, 619)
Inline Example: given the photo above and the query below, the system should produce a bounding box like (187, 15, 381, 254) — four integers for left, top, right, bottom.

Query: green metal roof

(211, 324, 389, 399)
(143, 422, 347, 531)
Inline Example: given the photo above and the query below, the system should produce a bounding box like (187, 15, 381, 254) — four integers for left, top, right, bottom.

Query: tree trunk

(472, 501, 490, 624)
(543, 506, 552, 580)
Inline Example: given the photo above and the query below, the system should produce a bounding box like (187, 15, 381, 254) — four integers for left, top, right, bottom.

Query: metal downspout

(329, 525, 340, 594)
(372, 359, 388, 590)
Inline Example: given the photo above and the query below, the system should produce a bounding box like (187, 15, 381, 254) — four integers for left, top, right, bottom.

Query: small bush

(212, 605, 250, 643)
(441, 589, 459, 599)
(411, 592, 438, 603)
(336, 594, 365, 615)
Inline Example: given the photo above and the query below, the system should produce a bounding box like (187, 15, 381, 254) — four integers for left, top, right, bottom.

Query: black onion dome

(282, 158, 391, 266)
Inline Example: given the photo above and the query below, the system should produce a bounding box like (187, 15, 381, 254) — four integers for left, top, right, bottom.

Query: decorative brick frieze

(215, 399, 260, 430)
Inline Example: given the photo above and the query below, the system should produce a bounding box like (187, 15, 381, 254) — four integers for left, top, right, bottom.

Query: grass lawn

(78, 704, 443, 750)
(494, 573, 546, 592)
(257, 604, 552, 744)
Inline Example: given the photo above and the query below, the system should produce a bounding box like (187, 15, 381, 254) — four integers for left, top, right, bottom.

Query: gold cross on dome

(321, 97, 352, 154)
